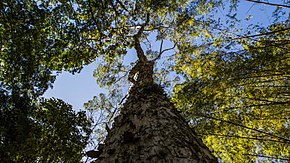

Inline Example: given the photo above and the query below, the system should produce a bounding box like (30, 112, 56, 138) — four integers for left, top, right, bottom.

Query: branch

(88, 0, 99, 27)
(246, 0, 290, 8)
(194, 113, 290, 143)
(194, 27, 290, 48)
(153, 42, 176, 61)
(242, 153, 290, 161)
(158, 39, 164, 57)
(88, 0, 105, 42)
(116, 0, 129, 12)
(133, 13, 150, 62)
(109, 0, 120, 16)
(134, 13, 150, 38)
(199, 133, 287, 143)
(233, 27, 290, 40)
(145, 37, 152, 50)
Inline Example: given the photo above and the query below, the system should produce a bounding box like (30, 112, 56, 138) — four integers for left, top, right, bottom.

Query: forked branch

(153, 42, 176, 61)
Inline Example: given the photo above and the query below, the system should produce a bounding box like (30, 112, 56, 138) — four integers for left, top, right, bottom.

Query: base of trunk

(95, 84, 217, 163)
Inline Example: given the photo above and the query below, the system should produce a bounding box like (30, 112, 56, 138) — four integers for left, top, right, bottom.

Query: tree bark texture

(95, 84, 217, 163)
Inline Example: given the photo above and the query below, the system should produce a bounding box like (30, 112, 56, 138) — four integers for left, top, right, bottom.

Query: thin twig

(159, 39, 164, 57)
(242, 153, 290, 161)
(233, 27, 290, 40)
(198, 133, 287, 143)
(246, 0, 290, 8)
(116, 0, 129, 12)
(194, 113, 290, 142)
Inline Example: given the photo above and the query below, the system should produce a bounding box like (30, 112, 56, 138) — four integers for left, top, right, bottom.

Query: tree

(82, 0, 289, 162)
(87, 19, 217, 162)
(1, 0, 289, 162)
(173, 22, 290, 162)
(79, 0, 226, 162)
(0, 1, 92, 161)
(0, 96, 91, 162)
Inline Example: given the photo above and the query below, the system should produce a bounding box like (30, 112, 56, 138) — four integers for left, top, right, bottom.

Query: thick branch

(134, 37, 147, 62)
(133, 13, 150, 62)
(246, 0, 290, 8)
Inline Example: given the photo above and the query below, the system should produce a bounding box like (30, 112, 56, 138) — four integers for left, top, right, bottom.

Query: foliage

(81, 0, 227, 160)
(173, 23, 290, 162)
(71, 0, 224, 88)
(81, 0, 290, 162)
(0, 0, 92, 162)
(0, 96, 91, 162)
(1, 0, 289, 162)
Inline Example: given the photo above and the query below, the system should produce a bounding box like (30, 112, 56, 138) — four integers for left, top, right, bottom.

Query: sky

(43, 62, 106, 110)
(43, 1, 287, 111)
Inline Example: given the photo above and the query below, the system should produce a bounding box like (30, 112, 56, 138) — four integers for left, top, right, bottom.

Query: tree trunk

(95, 84, 217, 163)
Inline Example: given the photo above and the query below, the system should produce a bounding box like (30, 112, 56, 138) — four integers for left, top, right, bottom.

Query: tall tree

(83, 0, 289, 162)
(2, 0, 289, 162)
(0, 1, 92, 161)
(79, 0, 226, 162)
(90, 20, 217, 162)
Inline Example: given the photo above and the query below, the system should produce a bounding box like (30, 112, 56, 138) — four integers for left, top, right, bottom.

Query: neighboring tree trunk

(94, 83, 217, 162)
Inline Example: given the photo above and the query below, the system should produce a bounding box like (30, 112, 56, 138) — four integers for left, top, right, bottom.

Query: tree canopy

(83, 0, 290, 162)
(0, 1, 91, 162)
(0, 0, 289, 162)
(173, 22, 290, 162)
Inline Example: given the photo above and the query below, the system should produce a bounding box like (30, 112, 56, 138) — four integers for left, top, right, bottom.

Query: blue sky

(43, 62, 106, 110)
(43, 1, 288, 111)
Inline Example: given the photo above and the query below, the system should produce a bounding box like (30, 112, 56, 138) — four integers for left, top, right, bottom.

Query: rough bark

(94, 84, 217, 163)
